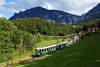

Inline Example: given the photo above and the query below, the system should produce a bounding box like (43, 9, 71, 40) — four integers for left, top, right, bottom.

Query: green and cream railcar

(57, 42, 68, 49)
(35, 42, 69, 56)
(35, 45, 57, 56)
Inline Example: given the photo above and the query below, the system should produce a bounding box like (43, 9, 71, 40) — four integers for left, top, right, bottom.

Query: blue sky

(0, 0, 100, 19)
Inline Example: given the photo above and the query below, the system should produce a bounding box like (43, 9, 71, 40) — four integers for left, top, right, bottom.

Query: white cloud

(8, 2, 14, 4)
(0, 0, 5, 5)
(0, 0, 100, 18)
(42, 2, 53, 9)
(42, 0, 100, 15)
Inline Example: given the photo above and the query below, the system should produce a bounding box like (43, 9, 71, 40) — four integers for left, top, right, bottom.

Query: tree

(36, 32, 43, 43)
(57, 36, 60, 43)
(11, 30, 35, 56)
(0, 31, 14, 62)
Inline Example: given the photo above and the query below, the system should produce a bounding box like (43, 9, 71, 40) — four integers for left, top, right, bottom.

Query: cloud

(0, 0, 100, 18)
(42, 2, 53, 9)
(41, 0, 100, 15)
(0, 0, 5, 5)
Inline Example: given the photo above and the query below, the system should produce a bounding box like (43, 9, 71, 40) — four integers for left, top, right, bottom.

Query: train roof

(36, 44, 57, 50)
(59, 42, 68, 44)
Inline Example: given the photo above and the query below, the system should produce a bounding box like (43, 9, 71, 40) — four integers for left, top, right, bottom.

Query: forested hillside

(84, 19, 100, 27)
(13, 18, 73, 36)
(0, 17, 74, 62)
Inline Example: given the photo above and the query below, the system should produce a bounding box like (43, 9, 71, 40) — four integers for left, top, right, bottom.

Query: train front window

(35, 49, 39, 52)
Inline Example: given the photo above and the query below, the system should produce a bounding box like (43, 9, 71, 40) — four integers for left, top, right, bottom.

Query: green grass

(17, 34, 100, 67)
(35, 40, 58, 48)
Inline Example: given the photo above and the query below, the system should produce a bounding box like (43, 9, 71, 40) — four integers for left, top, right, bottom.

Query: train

(35, 36, 79, 57)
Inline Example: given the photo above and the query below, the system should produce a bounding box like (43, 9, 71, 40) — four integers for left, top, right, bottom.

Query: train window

(40, 50, 42, 52)
(51, 47, 52, 49)
(45, 49, 46, 51)
(35, 49, 38, 52)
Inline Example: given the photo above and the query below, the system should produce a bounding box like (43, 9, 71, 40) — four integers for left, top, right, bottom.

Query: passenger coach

(35, 42, 69, 56)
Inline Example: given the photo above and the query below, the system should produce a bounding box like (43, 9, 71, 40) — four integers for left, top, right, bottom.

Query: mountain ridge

(80, 3, 100, 22)
(9, 7, 80, 23)
(9, 3, 100, 23)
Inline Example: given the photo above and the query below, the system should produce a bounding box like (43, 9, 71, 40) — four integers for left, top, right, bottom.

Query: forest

(0, 17, 74, 62)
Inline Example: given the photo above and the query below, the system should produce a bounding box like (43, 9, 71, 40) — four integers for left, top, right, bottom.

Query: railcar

(56, 42, 68, 49)
(35, 42, 69, 56)
(35, 45, 57, 56)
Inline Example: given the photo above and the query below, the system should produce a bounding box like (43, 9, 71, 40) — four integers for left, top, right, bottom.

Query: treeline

(82, 19, 100, 33)
(13, 18, 73, 36)
(84, 19, 100, 28)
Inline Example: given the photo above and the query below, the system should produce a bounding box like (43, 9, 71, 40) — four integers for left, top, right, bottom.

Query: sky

(0, 0, 100, 19)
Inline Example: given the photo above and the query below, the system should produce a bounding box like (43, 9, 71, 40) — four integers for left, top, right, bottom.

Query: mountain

(9, 3, 100, 23)
(9, 7, 80, 23)
(81, 3, 100, 21)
